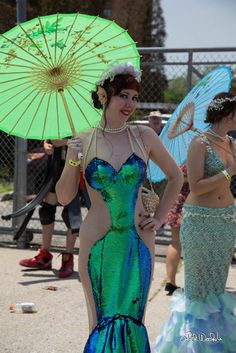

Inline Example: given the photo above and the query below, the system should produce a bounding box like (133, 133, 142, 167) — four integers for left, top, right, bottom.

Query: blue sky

(161, 0, 236, 48)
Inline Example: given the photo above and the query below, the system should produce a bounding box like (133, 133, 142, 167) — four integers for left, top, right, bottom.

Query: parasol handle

(58, 89, 76, 137)
(58, 89, 83, 173)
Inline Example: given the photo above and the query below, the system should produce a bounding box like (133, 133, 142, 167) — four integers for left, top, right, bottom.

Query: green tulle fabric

(154, 204, 236, 353)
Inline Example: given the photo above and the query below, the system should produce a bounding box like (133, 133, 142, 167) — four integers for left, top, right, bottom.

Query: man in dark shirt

(19, 140, 90, 278)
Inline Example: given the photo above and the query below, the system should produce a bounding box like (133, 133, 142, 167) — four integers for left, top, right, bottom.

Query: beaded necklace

(207, 128, 228, 142)
(97, 123, 128, 133)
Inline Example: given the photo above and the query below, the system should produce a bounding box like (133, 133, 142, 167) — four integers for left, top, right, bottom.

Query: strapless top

(85, 153, 146, 191)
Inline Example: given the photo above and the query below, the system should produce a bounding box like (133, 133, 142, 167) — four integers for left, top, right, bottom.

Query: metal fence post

(16, 0, 26, 22)
(186, 50, 193, 93)
(13, 0, 28, 248)
(1, 46, 236, 237)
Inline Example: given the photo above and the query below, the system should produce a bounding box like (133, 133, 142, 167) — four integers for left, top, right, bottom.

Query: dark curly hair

(205, 92, 236, 124)
(91, 74, 140, 110)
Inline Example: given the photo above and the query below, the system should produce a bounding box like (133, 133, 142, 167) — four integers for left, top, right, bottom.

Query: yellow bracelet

(221, 169, 231, 181)
(68, 159, 80, 167)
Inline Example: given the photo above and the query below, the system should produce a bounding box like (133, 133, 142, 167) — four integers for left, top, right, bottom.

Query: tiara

(97, 61, 142, 86)
(208, 96, 236, 111)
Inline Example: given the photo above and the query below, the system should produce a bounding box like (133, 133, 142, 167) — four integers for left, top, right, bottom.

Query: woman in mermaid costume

(154, 92, 236, 353)
(56, 62, 183, 352)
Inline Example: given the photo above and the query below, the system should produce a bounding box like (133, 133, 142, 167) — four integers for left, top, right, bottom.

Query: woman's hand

(67, 136, 83, 160)
(43, 140, 54, 155)
(139, 212, 162, 232)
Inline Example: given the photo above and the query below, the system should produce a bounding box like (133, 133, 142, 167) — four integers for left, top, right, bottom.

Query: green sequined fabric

(84, 153, 152, 352)
(181, 204, 236, 300)
(154, 134, 236, 352)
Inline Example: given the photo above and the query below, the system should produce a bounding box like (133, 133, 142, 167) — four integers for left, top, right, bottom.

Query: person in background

(19, 139, 89, 278)
(228, 130, 236, 205)
(148, 110, 163, 135)
(147, 110, 165, 231)
(228, 130, 236, 263)
(154, 92, 236, 352)
(164, 164, 189, 295)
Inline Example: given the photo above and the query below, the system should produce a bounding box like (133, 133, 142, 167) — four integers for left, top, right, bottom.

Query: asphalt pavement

(0, 235, 235, 353)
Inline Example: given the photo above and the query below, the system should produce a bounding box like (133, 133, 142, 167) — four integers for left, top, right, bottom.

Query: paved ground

(0, 236, 236, 353)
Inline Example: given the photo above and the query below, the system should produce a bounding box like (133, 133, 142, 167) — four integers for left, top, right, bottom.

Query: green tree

(28, 0, 85, 17)
(0, 1, 16, 33)
(140, 0, 167, 103)
(164, 77, 187, 104)
(230, 76, 236, 94)
(27, 0, 106, 17)
(112, 0, 151, 46)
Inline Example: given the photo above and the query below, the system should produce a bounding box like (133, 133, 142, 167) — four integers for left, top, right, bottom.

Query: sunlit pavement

(0, 237, 235, 353)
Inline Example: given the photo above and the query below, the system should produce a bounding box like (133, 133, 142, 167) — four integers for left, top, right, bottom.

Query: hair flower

(97, 61, 142, 86)
(208, 96, 236, 111)
(97, 86, 107, 106)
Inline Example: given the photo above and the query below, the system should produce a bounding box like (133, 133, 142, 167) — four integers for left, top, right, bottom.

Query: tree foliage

(139, 0, 167, 102)
(112, 0, 152, 46)
(0, 1, 17, 33)
(164, 77, 187, 104)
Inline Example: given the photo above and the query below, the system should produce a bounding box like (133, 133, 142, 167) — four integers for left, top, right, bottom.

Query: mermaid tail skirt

(154, 290, 236, 353)
(84, 314, 150, 352)
(84, 153, 152, 352)
(154, 204, 236, 353)
(84, 226, 151, 353)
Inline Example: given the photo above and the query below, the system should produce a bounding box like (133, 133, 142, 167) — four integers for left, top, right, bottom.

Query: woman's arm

(187, 137, 232, 196)
(55, 137, 82, 205)
(51, 139, 68, 147)
(140, 127, 183, 229)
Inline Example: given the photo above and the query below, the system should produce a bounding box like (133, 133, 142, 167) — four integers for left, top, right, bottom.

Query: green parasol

(0, 13, 140, 139)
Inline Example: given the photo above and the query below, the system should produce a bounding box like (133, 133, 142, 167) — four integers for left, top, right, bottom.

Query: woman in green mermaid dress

(56, 63, 183, 352)
(154, 92, 236, 353)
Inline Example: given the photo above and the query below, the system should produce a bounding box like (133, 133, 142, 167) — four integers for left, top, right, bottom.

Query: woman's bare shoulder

(188, 135, 207, 153)
(190, 134, 206, 145)
(76, 127, 95, 140)
(129, 124, 156, 138)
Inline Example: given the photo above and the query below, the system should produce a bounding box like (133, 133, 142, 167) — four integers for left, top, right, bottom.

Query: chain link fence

(1, 47, 236, 238)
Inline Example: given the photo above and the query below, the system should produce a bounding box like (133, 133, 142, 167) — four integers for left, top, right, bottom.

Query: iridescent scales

(84, 153, 152, 353)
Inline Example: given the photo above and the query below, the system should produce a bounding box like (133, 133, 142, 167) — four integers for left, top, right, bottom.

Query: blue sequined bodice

(85, 153, 146, 191)
(85, 153, 146, 229)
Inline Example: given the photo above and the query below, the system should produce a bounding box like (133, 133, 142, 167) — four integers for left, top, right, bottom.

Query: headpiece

(208, 96, 236, 111)
(96, 61, 142, 86)
(96, 61, 141, 107)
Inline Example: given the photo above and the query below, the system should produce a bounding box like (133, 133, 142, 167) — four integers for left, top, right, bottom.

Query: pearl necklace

(97, 123, 128, 133)
(207, 128, 228, 142)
